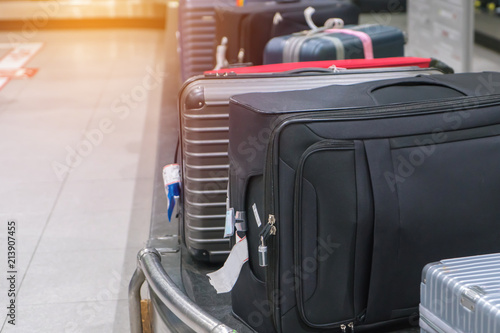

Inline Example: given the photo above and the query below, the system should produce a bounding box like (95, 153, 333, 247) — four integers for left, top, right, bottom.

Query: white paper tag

(224, 208, 235, 238)
(207, 237, 248, 294)
(163, 164, 181, 185)
(252, 203, 262, 227)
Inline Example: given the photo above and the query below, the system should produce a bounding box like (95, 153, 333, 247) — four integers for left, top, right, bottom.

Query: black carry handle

(429, 58, 454, 74)
(280, 67, 338, 75)
(367, 77, 470, 105)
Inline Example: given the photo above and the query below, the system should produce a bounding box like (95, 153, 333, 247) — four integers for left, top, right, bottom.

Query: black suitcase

(214, 0, 360, 66)
(353, 0, 406, 13)
(228, 72, 500, 332)
(179, 66, 441, 263)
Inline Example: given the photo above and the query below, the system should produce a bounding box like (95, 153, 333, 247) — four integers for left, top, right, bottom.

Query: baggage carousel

(128, 7, 500, 333)
(128, 12, 421, 333)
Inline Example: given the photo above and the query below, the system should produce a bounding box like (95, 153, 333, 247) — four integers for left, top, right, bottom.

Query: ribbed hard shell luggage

(178, 65, 442, 263)
(214, 0, 360, 66)
(263, 24, 405, 64)
(420, 253, 500, 333)
(227, 72, 500, 332)
(178, 0, 269, 81)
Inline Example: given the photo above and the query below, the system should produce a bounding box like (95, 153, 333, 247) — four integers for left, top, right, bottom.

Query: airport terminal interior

(1, 0, 500, 332)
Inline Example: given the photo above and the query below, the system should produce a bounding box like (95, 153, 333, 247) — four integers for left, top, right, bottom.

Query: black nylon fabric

(229, 72, 500, 332)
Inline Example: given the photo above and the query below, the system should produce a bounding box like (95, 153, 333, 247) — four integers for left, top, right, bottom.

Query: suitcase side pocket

(364, 125, 500, 324)
(294, 139, 368, 329)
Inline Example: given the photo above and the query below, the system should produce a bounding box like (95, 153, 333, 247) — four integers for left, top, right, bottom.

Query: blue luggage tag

(163, 164, 181, 222)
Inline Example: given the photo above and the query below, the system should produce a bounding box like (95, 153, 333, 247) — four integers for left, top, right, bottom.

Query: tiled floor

(0, 29, 165, 332)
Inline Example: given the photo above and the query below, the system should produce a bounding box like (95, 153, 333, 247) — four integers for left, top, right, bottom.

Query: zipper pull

(268, 214, 276, 234)
(340, 324, 346, 333)
(258, 236, 268, 267)
(258, 215, 276, 267)
(348, 322, 354, 332)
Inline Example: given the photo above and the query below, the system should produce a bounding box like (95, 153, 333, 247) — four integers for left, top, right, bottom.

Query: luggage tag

(251, 203, 262, 227)
(224, 181, 235, 238)
(224, 206, 235, 238)
(207, 236, 248, 293)
(163, 164, 181, 222)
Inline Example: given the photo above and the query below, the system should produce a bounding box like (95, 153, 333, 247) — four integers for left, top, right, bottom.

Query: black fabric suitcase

(214, 0, 360, 67)
(228, 72, 500, 332)
(178, 66, 442, 263)
(263, 24, 405, 64)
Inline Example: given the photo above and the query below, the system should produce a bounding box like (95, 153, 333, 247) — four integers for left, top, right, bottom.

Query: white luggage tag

(224, 183, 235, 237)
(224, 206, 235, 238)
(207, 236, 248, 293)
(252, 203, 262, 227)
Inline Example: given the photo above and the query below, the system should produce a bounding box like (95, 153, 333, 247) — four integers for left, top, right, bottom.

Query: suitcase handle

(280, 67, 340, 74)
(367, 77, 470, 97)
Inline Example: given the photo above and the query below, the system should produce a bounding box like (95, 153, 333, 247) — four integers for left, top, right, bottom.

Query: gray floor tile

(51, 178, 147, 214)
(0, 181, 61, 214)
(0, 28, 162, 333)
(1, 299, 129, 333)
(16, 248, 136, 305)
(36, 209, 149, 253)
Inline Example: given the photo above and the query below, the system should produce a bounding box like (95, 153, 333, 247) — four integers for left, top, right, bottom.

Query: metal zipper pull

(340, 324, 346, 333)
(348, 322, 354, 332)
(258, 236, 268, 267)
(258, 215, 276, 267)
(268, 214, 276, 234)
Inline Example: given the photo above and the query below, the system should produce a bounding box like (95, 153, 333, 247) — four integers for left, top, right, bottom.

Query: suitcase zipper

(340, 321, 354, 332)
(261, 94, 500, 330)
(258, 214, 276, 267)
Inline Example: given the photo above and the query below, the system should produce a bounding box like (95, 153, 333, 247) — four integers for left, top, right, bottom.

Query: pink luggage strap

(325, 28, 374, 60)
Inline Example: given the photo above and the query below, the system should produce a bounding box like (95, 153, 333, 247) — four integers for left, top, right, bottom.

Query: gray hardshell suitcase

(420, 253, 500, 333)
(178, 0, 270, 81)
(178, 0, 232, 81)
(178, 66, 443, 263)
(264, 24, 405, 64)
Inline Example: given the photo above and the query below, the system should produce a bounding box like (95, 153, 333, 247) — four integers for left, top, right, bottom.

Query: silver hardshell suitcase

(420, 253, 500, 333)
(178, 66, 444, 263)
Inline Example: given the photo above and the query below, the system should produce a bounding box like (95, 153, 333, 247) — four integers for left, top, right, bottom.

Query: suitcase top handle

(279, 66, 344, 75)
(303, 6, 344, 31)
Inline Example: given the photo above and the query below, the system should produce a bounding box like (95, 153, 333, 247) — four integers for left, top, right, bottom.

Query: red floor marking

(0, 68, 38, 79)
(0, 43, 43, 70)
(0, 77, 9, 91)
(0, 43, 42, 91)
